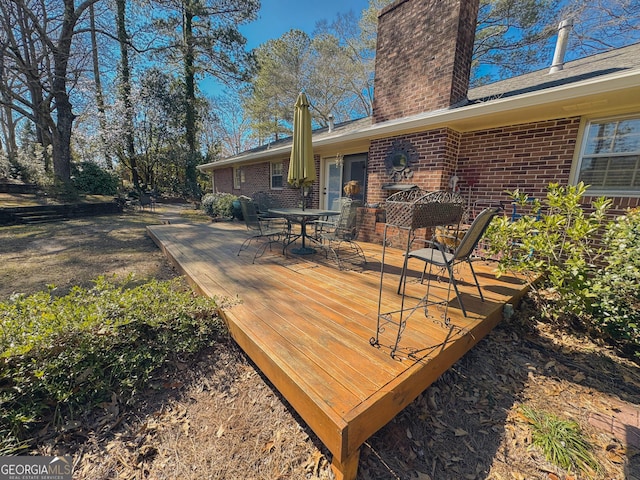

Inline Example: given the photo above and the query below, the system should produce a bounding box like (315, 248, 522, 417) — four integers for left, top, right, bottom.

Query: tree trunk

(0, 56, 18, 161)
(15, 4, 53, 172)
(51, 99, 73, 182)
(116, 0, 140, 189)
(49, 0, 78, 183)
(90, 2, 110, 167)
(183, 3, 200, 198)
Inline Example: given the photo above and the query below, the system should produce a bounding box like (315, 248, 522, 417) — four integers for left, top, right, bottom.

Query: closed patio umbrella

(288, 92, 316, 209)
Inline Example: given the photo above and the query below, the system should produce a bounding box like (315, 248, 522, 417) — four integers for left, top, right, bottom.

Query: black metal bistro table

(268, 208, 339, 255)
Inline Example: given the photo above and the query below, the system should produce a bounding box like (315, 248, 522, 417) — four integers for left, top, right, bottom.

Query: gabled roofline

(198, 65, 640, 172)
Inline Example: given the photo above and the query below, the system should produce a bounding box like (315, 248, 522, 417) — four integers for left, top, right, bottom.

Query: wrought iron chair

(252, 191, 283, 221)
(398, 206, 501, 317)
(319, 199, 366, 270)
(237, 197, 288, 263)
(313, 197, 349, 237)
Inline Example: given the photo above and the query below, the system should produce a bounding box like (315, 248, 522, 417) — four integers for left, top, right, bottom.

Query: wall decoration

(384, 140, 419, 182)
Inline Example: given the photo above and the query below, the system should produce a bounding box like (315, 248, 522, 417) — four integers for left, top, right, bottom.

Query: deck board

(147, 221, 529, 480)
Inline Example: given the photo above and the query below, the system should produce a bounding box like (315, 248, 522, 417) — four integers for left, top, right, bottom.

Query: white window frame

(233, 167, 244, 189)
(572, 114, 640, 197)
(270, 161, 284, 190)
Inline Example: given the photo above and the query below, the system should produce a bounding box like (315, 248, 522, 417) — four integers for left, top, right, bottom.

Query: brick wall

(366, 128, 460, 206)
(359, 117, 639, 242)
(373, 0, 479, 123)
(211, 156, 322, 209)
(457, 117, 581, 210)
(213, 168, 233, 193)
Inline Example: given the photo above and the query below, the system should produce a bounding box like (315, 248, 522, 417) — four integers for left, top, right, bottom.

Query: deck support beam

(331, 448, 360, 480)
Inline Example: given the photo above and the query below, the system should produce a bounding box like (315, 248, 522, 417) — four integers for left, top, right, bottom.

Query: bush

(72, 161, 119, 195)
(588, 208, 640, 356)
(485, 183, 640, 359)
(0, 276, 223, 452)
(485, 182, 611, 321)
(42, 178, 80, 202)
(201, 192, 237, 219)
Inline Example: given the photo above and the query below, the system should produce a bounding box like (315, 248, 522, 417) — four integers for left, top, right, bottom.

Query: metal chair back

(333, 199, 362, 241)
(239, 197, 262, 232)
(453, 206, 502, 261)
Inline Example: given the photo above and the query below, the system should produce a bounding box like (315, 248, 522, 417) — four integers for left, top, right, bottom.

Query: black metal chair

(398, 206, 501, 317)
(237, 197, 288, 263)
(252, 191, 283, 221)
(313, 197, 349, 237)
(319, 199, 366, 270)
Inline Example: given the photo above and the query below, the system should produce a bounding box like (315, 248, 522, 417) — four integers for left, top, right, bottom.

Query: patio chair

(318, 199, 366, 270)
(237, 197, 288, 263)
(398, 206, 501, 317)
(313, 197, 349, 237)
(138, 192, 156, 211)
(252, 191, 282, 221)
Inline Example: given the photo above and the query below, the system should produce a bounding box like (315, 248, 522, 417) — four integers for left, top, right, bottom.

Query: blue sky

(240, 0, 371, 49)
(203, 0, 370, 96)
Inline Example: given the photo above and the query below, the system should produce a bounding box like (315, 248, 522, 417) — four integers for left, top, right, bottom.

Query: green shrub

(588, 208, 640, 355)
(201, 192, 237, 219)
(0, 276, 223, 451)
(485, 184, 640, 358)
(43, 178, 80, 202)
(72, 161, 119, 195)
(485, 182, 611, 320)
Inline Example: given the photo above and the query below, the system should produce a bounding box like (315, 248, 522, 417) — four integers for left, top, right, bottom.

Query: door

(322, 154, 368, 209)
(323, 159, 343, 209)
(344, 154, 367, 203)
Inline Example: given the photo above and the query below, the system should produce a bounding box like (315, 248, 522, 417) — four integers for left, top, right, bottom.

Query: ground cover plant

(519, 405, 601, 475)
(0, 276, 223, 454)
(0, 201, 638, 479)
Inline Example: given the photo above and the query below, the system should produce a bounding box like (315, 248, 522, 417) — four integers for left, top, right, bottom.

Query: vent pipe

(549, 19, 573, 73)
(328, 114, 334, 132)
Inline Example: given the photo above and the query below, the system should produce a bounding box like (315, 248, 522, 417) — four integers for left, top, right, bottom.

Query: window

(271, 162, 284, 189)
(576, 116, 640, 195)
(233, 167, 243, 189)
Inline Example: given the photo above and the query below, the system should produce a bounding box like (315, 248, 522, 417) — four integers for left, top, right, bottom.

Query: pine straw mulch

(33, 299, 640, 480)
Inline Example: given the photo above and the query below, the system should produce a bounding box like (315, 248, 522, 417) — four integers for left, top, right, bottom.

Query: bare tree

(0, 0, 99, 183)
(561, 0, 640, 55)
(209, 91, 256, 157)
(89, 1, 110, 167)
(0, 52, 20, 163)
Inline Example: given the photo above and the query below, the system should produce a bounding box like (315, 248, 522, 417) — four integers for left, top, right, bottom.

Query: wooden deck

(147, 221, 529, 480)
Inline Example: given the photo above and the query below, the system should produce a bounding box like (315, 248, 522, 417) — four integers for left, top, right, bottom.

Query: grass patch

(519, 405, 601, 475)
(0, 275, 223, 453)
(178, 208, 212, 222)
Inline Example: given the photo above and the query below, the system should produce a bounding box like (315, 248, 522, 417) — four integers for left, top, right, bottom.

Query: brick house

(198, 0, 640, 242)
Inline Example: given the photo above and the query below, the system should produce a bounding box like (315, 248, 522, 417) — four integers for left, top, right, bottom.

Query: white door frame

(320, 157, 343, 209)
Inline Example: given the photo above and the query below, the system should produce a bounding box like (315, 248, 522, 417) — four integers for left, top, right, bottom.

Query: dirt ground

(1, 202, 639, 480)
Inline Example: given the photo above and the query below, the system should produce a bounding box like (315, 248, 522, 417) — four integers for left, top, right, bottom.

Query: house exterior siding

(213, 157, 322, 208)
(356, 116, 640, 243)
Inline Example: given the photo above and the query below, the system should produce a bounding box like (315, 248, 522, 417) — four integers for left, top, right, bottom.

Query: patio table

(268, 208, 339, 255)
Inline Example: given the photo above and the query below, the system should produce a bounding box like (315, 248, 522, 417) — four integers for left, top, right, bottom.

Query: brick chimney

(372, 0, 479, 123)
